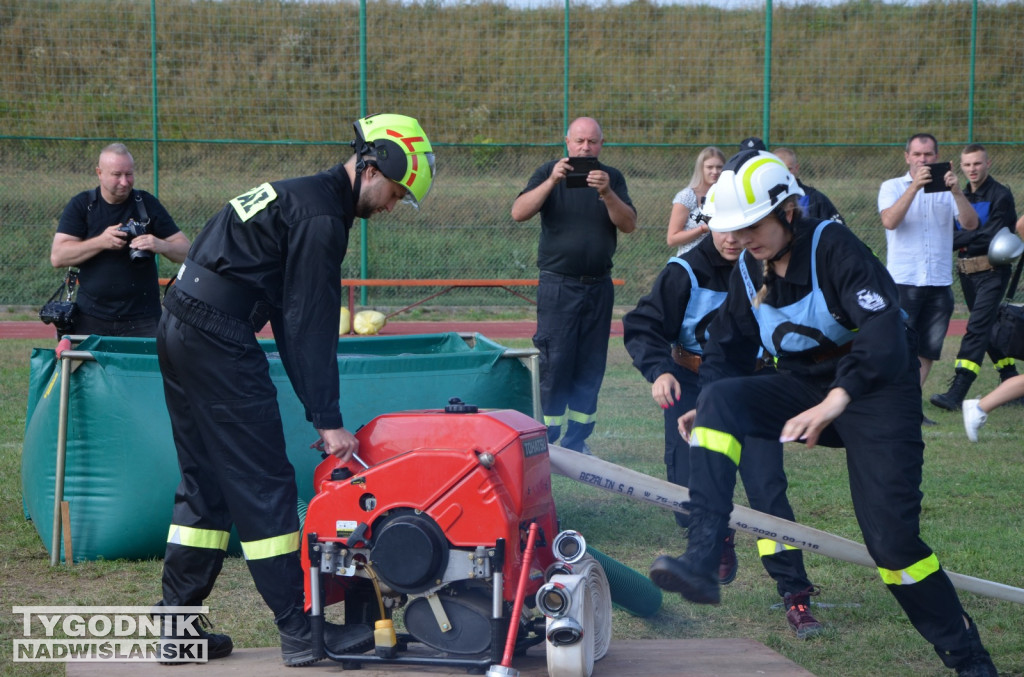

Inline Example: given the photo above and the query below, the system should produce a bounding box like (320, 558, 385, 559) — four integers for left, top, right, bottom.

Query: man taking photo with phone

(511, 116, 636, 456)
(878, 133, 978, 420)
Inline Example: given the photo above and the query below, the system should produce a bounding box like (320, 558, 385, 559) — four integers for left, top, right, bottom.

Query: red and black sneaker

(784, 587, 823, 639)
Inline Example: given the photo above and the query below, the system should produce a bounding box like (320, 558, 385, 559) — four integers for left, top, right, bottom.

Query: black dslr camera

(39, 269, 79, 333)
(118, 218, 152, 262)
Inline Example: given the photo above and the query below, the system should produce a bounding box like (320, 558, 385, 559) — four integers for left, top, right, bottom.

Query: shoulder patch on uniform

(856, 289, 887, 312)
(229, 182, 277, 222)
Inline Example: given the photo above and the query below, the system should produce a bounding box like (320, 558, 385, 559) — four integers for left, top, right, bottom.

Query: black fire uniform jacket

(952, 176, 1018, 370)
(689, 217, 980, 667)
(158, 163, 354, 618)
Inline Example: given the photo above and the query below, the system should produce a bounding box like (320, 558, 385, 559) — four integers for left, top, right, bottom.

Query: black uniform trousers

(689, 366, 973, 661)
(667, 365, 812, 597)
(956, 266, 1013, 369)
(157, 311, 304, 619)
(533, 271, 614, 451)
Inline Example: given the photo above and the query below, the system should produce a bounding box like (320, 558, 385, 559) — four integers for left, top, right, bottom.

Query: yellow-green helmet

(352, 113, 435, 207)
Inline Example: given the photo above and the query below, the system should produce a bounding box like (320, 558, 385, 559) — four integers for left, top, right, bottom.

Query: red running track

(1, 319, 968, 342)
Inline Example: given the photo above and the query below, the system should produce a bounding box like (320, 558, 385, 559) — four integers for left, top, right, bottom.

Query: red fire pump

(300, 399, 609, 674)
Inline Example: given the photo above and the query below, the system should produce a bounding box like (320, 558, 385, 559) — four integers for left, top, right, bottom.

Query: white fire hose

(543, 556, 612, 677)
(548, 445, 1024, 606)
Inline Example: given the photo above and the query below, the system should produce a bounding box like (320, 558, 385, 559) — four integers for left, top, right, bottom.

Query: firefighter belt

(956, 256, 994, 275)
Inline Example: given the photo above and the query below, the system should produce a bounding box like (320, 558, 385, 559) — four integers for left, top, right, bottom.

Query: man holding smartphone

(511, 116, 637, 455)
(879, 133, 978, 414)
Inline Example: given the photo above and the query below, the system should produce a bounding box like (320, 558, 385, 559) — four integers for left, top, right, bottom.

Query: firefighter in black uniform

(623, 230, 824, 638)
(512, 116, 636, 455)
(154, 114, 435, 666)
(931, 144, 1019, 411)
(648, 151, 998, 677)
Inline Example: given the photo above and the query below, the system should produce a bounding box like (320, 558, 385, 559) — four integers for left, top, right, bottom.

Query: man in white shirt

(878, 133, 977, 397)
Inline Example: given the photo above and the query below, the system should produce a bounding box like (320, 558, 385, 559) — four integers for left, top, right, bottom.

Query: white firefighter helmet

(704, 150, 804, 232)
(988, 227, 1024, 266)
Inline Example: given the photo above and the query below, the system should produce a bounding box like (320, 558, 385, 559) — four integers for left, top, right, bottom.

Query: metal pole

(359, 0, 369, 307)
(501, 348, 542, 422)
(149, 0, 160, 197)
(967, 0, 978, 142)
(49, 346, 96, 566)
(762, 0, 773, 145)
(50, 356, 72, 566)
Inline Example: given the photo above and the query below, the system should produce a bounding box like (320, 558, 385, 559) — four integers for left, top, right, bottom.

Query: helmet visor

(399, 151, 436, 208)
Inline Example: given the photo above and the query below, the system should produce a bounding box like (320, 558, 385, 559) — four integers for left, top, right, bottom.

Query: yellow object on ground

(339, 307, 351, 335)
(353, 310, 386, 335)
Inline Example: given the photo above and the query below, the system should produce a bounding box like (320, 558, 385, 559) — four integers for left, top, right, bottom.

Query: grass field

(1, 332, 1022, 676)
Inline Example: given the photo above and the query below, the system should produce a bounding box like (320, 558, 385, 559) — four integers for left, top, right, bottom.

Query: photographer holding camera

(50, 143, 190, 337)
(511, 116, 636, 456)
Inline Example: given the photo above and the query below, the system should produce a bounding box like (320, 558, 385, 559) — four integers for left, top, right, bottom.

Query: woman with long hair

(666, 146, 725, 255)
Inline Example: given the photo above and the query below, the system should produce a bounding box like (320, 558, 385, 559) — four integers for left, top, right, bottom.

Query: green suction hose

(586, 546, 662, 617)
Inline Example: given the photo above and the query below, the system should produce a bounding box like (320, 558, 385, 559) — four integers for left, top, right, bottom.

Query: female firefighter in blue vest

(648, 150, 997, 677)
(623, 228, 824, 638)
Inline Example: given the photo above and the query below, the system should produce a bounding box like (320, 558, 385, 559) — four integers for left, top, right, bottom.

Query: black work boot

(936, 615, 998, 677)
(154, 601, 233, 665)
(276, 607, 373, 667)
(954, 617, 998, 676)
(931, 369, 977, 411)
(649, 508, 728, 605)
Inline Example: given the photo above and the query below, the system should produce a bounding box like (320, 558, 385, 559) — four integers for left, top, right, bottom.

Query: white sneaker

(962, 399, 987, 442)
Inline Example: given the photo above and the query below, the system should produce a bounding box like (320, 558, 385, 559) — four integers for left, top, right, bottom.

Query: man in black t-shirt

(512, 117, 636, 455)
(50, 143, 190, 336)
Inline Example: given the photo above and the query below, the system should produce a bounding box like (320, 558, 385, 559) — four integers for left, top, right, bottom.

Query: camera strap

(62, 268, 79, 302)
(133, 190, 149, 224)
(87, 188, 150, 224)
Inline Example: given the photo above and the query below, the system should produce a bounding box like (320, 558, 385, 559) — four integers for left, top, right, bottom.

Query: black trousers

(689, 366, 973, 660)
(533, 271, 614, 451)
(956, 266, 1013, 369)
(157, 311, 303, 618)
(666, 365, 812, 597)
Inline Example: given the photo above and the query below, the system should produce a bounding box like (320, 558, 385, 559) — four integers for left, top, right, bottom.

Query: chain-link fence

(2, 0, 1022, 310)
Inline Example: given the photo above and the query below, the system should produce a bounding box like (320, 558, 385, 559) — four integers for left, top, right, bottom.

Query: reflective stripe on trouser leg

(543, 410, 566, 443)
(993, 357, 1015, 370)
(162, 526, 230, 608)
(881, 559, 972, 667)
(831, 367, 971, 661)
(562, 407, 599, 451)
(158, 315, 305, 617)
(687, 373, 815, 519)
(534, 272, 586, 444)
(957, 267, 1011, 367)
(168, 525, 231, 550)
(559, 277, 614, 452)
(953, 359, 980, 375)
(739, 436, 812, 596)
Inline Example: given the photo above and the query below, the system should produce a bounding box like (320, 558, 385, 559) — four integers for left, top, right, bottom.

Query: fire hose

(548, 445, 1024, 606)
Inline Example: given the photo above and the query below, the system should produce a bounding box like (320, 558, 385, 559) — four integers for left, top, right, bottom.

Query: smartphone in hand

(566, 156, 599, 188)
(923, 161, 952, 193)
